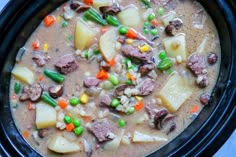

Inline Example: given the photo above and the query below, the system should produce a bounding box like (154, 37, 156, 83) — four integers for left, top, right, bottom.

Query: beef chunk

(99, 5, 121, 17)
(161, 115, 176, 135)
(99, 95, 112, 107)
(187, 53, 209, 87)
(187, 53, 207, 76)
(55, 54, 78, 74)
(32, 54, 46, 67)
(114, 85, 134, 96)
(199, 93, 210, 105)
(165, 18, 183, 36)
(138, 78, 155, 96)
(48, 85, 63, 98)
(99, 61, 110, 71)
(19, 83, 43, 102)
(207, 52, 218, 65)
(38, 129, 48, 138)
(145, 105, 160, 119)
(70, 1, 91, 13)
(121, 45, 152, 63)
(83, 77, 100, 88)
(139, 63, 155, 77)
(88, 120, 115, 142)
(196, 74, 208, 88)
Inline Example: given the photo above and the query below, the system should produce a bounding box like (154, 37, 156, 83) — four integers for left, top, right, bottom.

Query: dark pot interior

(0, 0, 235, 157)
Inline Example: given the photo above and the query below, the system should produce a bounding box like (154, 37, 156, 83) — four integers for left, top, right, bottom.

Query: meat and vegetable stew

(10, 0, 220, 156)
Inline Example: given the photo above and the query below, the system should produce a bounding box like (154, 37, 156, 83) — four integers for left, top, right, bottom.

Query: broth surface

(10, 0, 220, 157)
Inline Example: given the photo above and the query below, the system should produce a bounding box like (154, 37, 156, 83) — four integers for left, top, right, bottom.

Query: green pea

(82, 15, 88, 21)
(73, 119, 81, 127)
(126, 80, 133, 85)
(119, 26, 128, 35)
(143, 28, 150, 35)
(118, 119, 126, 128)
(129, 64, 136, 70)
(70, 97, 80, 106)
(157, 7, 165, 16)
(74, 126, 83, 136)
(83, 50, 89, 59)
(64, 116, 72, 124)
(159, 51, 167, 60)
(148, 13, 155, 21)
(151, 28, 158, 35)
(62, 21, 68, 27)
(143, 21, 150, 27)
(14, 82, 21, 94)
(94, 49, 100, 55)
(111, 98, 120, 108)
(109, 74, 119, 86)
(127, 107, 135, 114)
(67, 35, 73, 41)
(167, 69, 174, 74)
(157, 58, 173, 71)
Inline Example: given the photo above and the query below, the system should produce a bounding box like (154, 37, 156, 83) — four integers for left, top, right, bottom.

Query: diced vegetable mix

(10, 0, 221, 156)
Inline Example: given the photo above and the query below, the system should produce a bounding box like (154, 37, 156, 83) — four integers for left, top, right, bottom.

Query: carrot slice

(28, 102, 33, 110)
(96, 70, 109, 80)
(151, 19, 159, 27)
(32, 41, 40, 50)
(58, 98, 68, 109)
(83, 0, 93, 5)
(126, 29, 137, 39)
(101, 26, 111, 34)
(108, 57, 116, 66)
(43, 15, 56, 27)
(82, 116, 93, 123)
(22, 131, 30, 138)
(12, 93, 17, 100)
(135, 101, 144, 111)
(66, 123, 75, 132)
(38, 75, 44, 81)
(190, 105, 200, 114)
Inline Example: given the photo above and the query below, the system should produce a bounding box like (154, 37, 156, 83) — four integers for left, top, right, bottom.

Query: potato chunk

(163, 33, 187, 60)
(99, 28, 117, 61)
(159, 72, 193, 112)
(161, 11, 176, 26)
(48, 135, 80, 153)
(103, 130, 124, 150)
(93, 0, 113, 10)
(36, 103, 56, 129)
(132, 131, 168, 142)
(12, 66, 35, 84)
(118, 7, 141, 28)
(74, 18, 97, 50)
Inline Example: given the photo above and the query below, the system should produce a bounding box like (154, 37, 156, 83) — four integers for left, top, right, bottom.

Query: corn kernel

(139, 44, 151, 53)
(135, 96, 143, 101)
(126, 72, 131, 79)
(80, 94, 88, 104)
(43, 43, 49, 52)
(56, 16, 62, 22)
(126, 39, 134, 45)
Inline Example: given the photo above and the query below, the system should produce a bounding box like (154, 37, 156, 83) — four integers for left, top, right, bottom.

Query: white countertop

(0, 0, 235, 156)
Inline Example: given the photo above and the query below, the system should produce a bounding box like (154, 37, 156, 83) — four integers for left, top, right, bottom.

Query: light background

(0, 0, 235, 156)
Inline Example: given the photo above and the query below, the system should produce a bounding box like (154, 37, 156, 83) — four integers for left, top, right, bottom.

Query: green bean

(14, 82, 21, 94)
(157, 58, 173, 71)
(41, 92, 58, 107)
(44, 69, 65, 83)
(84, 8, 107, 26)
(106, 15, 120, 27)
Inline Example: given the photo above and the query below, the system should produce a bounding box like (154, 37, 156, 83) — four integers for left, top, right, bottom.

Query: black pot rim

(0, 0, 235, 157)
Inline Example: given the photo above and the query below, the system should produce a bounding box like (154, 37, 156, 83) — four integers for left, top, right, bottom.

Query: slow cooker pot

(0, 0, 235, 156)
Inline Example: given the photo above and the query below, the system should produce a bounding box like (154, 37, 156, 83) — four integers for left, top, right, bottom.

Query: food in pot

(10, 0, 221, 156)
